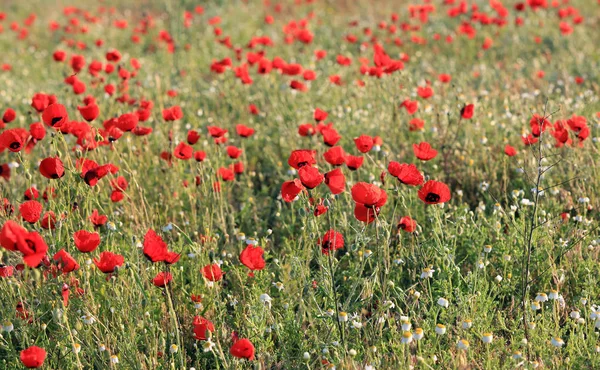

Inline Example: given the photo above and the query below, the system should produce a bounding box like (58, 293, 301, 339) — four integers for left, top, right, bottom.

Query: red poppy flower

(152, 272, 173, 287)
(401, 99, 418, 115)
(39, 157, 65, 179)
(234, 161, 245, 174)
(116, 112, 138, 131)
(0, 265, 14, 278)
(174, 142, 193, 160)
(521, 134, 538, 146)
(387, 162, 423, 185)
(409, 118, 425, 131)
(143, 229, 169, 262)
(351, 182, 386, 207)
(530, 114, 551, 137)
(312, 199, 328, 216)
(106, 49, 121, 62)
(398, 216, 417, 232)
(20, 200, 42, 224)
(321, 127, 341, 146)
(20, 234, 47, 268)
(240, 245, 266, 272)
(551, 120, 571, 146)
(163, 106, 183, 121)
(504, 145, 517, 156)
(354, 203, 380, 224)
(248, 104, 259, 115)
(298, 166, 324, 189)
(0, 128, 29, 152)
(314, 108, 328, 122)
(566, 115, 587, 132)
(89, 209, 108, 227)
(1, 223, 48, 268)
(413, 142, 438, 161)
(418, 180, 451, 204)
(105, 84, 116, 95)
(2, 108, 16, 123)
(319, 230, 344, 254)
(559, 21, 572, 35)
(315, 49, 327, 60)
(226, 146, 243, 159)
(194, 151, 207, 162)
(53, 249, 80, 273)
(40, 211, 57, 230)
(70, 54, 85, 72)
(236, 124, 255, 138)
(283, 63, 303, 76)
(131, 125, 152, 136)
(207, 126, 228, 138)
(354, 135, 374, 153)
(324, 168, 345, 194)
(303, 70, 316, 80)
(193, 316, 215, 340)
(74, 230, 101, 253)
(0, 220, 23, 251)
(218, 167, 235, 181)
(323, 146, 346, 166)
(53, 50, 67, 62)
(20, 346, 46, 368)
(461, 104, 474, 119)
(290, 80, 307, 92)
(214, 136, 227, 145)
(29, 122, 46, 141)
(42, 103, 68, 128)
(187, 130, 201, 144)
(110, 190, 124, 203)
(78, 160, 117, 187)
(110, 176, 128, 192)
(298, 124, 316, 136)
(31, 93, 55, 113)
(88, 60, 103, 76)
(24, 187, 39, 201)
(288, 149, 316, 169)
(345, 155, 364, 171)
(93, 251, 124, 273)
(417, 86, 434, 99)
(201, 263, 224, 281)
(230, 338, 255, 360)
(281, 179, 304, 202)
(72, 80, 86, 94)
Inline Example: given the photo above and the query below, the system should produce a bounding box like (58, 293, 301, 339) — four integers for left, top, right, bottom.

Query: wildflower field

(1, 0, 600, 368)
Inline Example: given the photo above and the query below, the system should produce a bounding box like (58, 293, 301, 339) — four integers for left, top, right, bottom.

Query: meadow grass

(1, 0, 600, 369)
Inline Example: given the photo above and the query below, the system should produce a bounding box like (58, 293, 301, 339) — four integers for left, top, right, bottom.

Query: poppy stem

(326, 251, 345, 352)
(521, 101, 554, 359)
(164, 269, 186, 369)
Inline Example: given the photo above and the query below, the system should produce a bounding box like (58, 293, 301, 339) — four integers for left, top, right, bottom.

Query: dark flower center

(84, 170, 98, 185)
(425, 192, 440, 203)
(51, 116, 63, 126)
(9, 142, 20, 150)
(26, 239, 37, 252)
